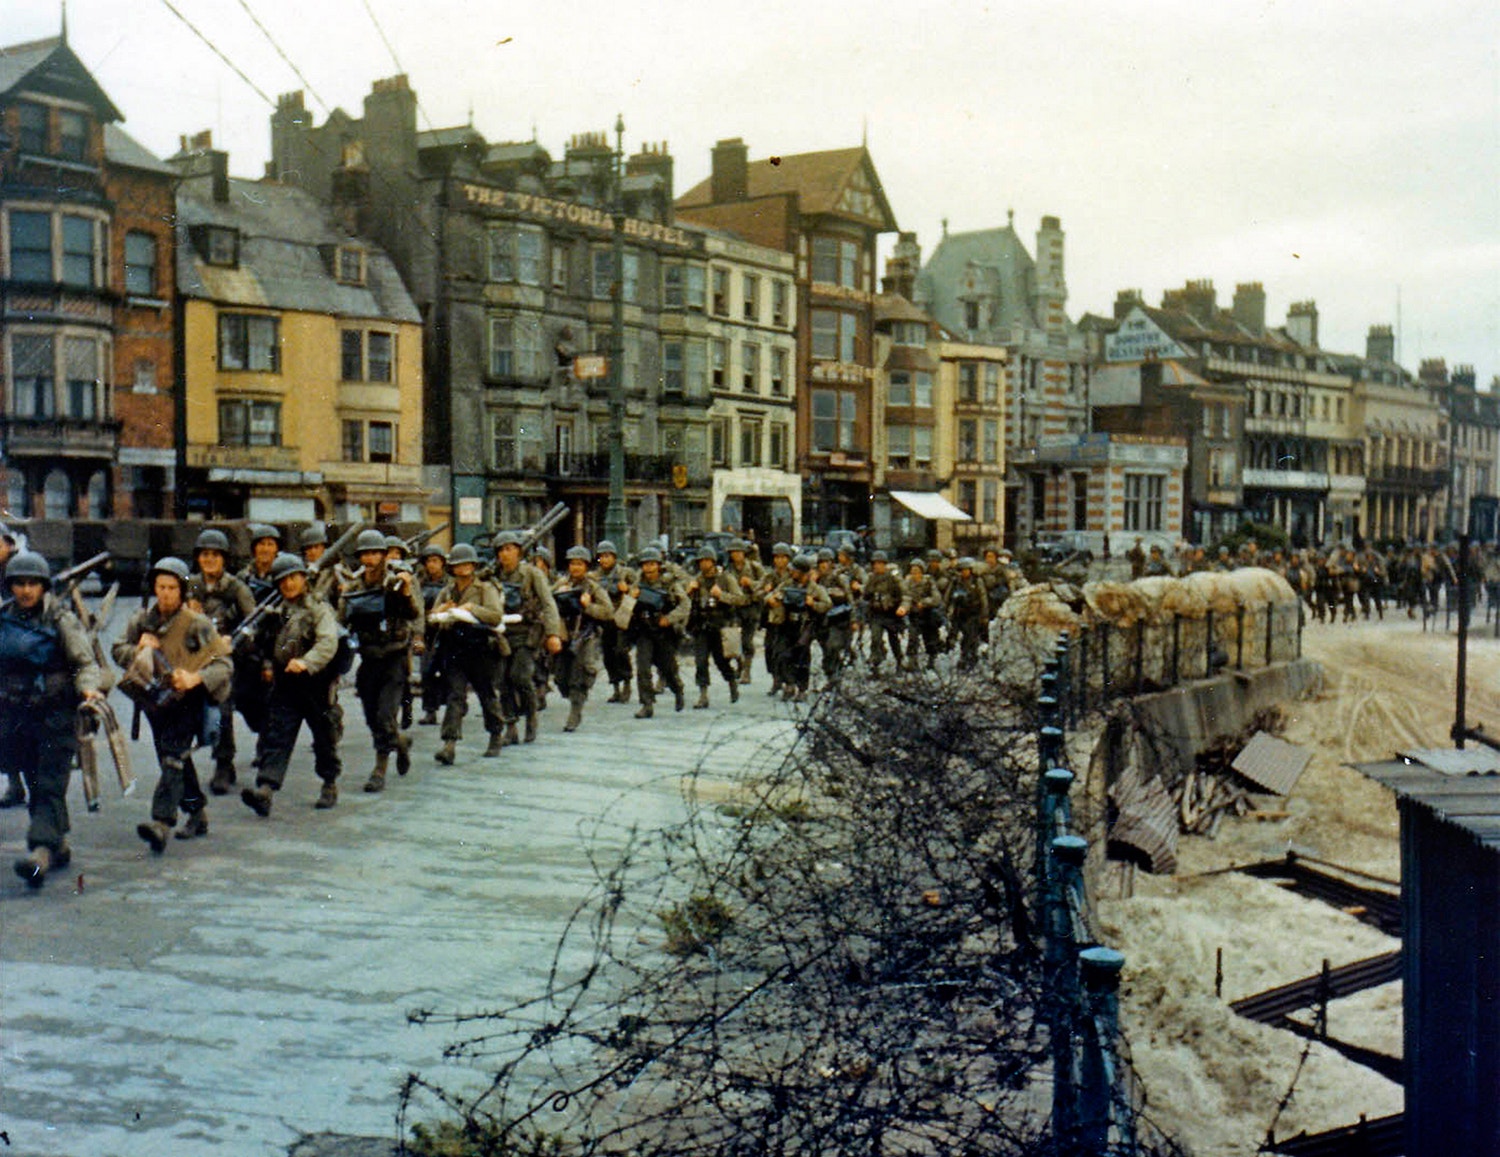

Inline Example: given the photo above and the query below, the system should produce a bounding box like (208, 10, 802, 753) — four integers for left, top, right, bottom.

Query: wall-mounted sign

(459, 184, 694, 249)
(458, 496, 485, 525)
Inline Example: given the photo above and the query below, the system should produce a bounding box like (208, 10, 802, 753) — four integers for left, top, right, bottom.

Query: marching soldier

(231, 523, 283, 774)
(814, 548, 857, 679)
(723, 539, 763, 684)
(239, 553, 343, 817)
(1127, 537, 1147, 580)
(337, 529, 423, 793)
(527, 545, 555, 710)
(979, 547, 1008, 620)
(0, 522, 24, 808)
(2, 553, 102, 888)
(765, 553, 831, 701)
(945, 557, 991, 668)
(299, 525, 344, 602)
(904, 557, 945, 669)
(429, 543, 507, 763)
(1143, 544, 1173, 577)
(758, 543, 795, 696)
(489, 531, 564, 744)
(115, 558, 232, 852)
(685, 544, 744, 709)
(552, 546, 614, 731)
(187, 528, 257, 795)
(415, 545, 449, 725)
(592, 540, 635, 703)
(625, 546, 689, 718)
(863, 550, 910, 674)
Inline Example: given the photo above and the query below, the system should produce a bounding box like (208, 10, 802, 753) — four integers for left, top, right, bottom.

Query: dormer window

(336, 246, 365, 285)
(57, 110, 88, 162)
(201, 226, 238, 267)
(17, 103, 47, 154)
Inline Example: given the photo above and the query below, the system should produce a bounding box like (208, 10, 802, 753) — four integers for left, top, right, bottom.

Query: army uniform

(591, 542, 636, 702)
(553, 547, 615, 731)
(625, 549, 690, 717)
(904, 562, 945, 669)
(338, 531, 424, 792)
(2, 553, 102, 887)
(814, 552, 857, 679)
(490, 533, 564, 743)
(757, 546, 796, 695)
(416, 547, 450, 724)
(945, 560, 991, 668)
(187, 532, 257, 794)
(863, 554, 910, 673)
(722, 542, 764, 683)
(115, 559, 232, 851)
(765, 557, 832, 699)
(240, 555, 343, 816)
(231, 525, 284, 771)
(684, 549, 745, 708)
(430, 544, 507, 762)
(978, 550, 1009, 620)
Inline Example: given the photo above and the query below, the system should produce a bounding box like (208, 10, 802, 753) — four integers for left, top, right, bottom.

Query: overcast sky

(12, 0, 1497, 381)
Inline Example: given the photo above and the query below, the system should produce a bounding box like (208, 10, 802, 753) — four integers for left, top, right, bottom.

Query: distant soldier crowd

(6, 514, 1492, 891)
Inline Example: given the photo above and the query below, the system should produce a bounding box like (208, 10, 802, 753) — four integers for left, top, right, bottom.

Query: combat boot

(694, 688, 710, 710)
(174, 810, 209, 840)
(524, 712, 538, 743)
(739, 663, 752, 685)
(315, 781, 339, 809)
(241, 784, 274, 817)
(136, 820, 171, 854)
(0, 776, 26, 808)
(634, 700, 654, 719)
(208, 761, 236, 796)
(484, 733, 503, 757)
(564, 699, 584, 732)
(673, 684, 686, 712)
(13, 845, 52, 889)
(435, 741, 456, 765)
(395, 734, 412, 776)
(504, 721, 520, 747)
(616, 682, 632, 704)
(364, 754, 388, 793)
(729, 679, 740, 704)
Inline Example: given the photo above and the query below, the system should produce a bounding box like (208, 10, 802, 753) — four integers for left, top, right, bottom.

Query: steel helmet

(419, 544, 448, 562)
(269, 552, 307, 582)
(565, 545, 592, 563)
(248, 523, 282, 546)
(957, 557, 977, 571)
(791, 553, 815, 571)
(870, 550, 888, 563)
(447, 543, 479, 566)
(695, 545, 718, 563)
(385, 534, 408, 555)
(771, 542, 792, 557)
(595, 539, 619, 557)
(4, 551, 50, 586)
(729, 539, 749, 553)
(816, 548, 835, 563)
(149, 557, 191, 585)
(194, 528, 231, 555)
(355, 529, 390, 553)
(637, 546, 663, 563)
(494, 530, 524, 549)
(298, 525, 328, 549)
(530, 545, 553, 564)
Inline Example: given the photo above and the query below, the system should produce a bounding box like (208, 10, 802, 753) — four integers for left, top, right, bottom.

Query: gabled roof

(677, 145, 897, 229)
(176, 176, 420, 324)
(916, 225, 1045, 338)
(0, 35, 123, 122)
(103, 124, 173, 176)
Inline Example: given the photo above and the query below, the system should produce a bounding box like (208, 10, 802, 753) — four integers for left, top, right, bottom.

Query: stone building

(1422, 359, 1499, 540)
(173, 137, 425, 523)
(676, 139, 899, 537)
(0, 32, 176, 519)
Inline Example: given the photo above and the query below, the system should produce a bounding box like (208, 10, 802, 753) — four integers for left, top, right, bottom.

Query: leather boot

(504, 722, 520, 747)
(634, 701, 654, 719)
(739, 662, 752, 685)
(616, 682, 632, 704)
(524, 712, 538, 743)
(564, 699, 584, 732)
(241, 784, 274, 817)
(435, 741, 456, 765)
(0, 776, 26, 809)
(607, 683, 624, 703)
(208, 761, 236, 796)
(694, 688, 710, 710)
(174, 810, 209, 840)
(364, 754, 388, 793)
(137, 820, 171, 854)
(13, 845, 52, 889)
(483, 733, 503, 757)
(729, 679, 740, 704)
(673, 684, 686, 712)
(315, 781, 338, 809)
(395, 734, 412, 776)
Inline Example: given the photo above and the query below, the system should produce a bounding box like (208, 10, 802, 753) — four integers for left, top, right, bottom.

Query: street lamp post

(603, 115, 629, 551)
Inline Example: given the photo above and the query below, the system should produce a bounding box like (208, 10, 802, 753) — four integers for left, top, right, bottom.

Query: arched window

(85, 471, 108, 518)
(43, 469, 72, 518)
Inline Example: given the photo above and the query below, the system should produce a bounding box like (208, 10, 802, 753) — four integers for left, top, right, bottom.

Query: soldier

(0, 521, 16, 577)
(758, 543, 795, 696)
(415, 545, 449, 725)
(1143, 544, 1173, 577)
(115, 558, 232, 852)
(592, 540, 635, 703)
(945, 557, 991, 668)
(528, 545, 555, 710)
(187, 529, 257, 795)
(552, 545, 614, 731)
(723, 539, 763, 684)
(0, 523, 24, 808)
(978, 547, 1007, 621)
(904, 558, 945, 669)
(814, 548, 857, 680)
(2, 553, 103, 888)
(924, 550, 952, 653)
(624, 546, 689, 718)
(863, 550, 910, 674)
(765, 553, 831, 700)
(685, 544, 744, 709)
(337, 529, 423, 793)
(231, 523, 284, 774)
(239, 553, 343, 817)
(489, 531, 564, 744)
(428, 543, 507, 763)
(385, 534, 411, 569)
(835, 543, 868, 665)
(299, 525, 344, 602)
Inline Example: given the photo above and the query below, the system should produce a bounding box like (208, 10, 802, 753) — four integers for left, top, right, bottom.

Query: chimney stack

(881, 231, 921, 300)
(710, 137, 749, 203)
(1286, 301, 1319, 349)
(1114, 288, 1143, 320)
(1366, 324, 1395, 363)
(1232, 282, 1266, 334)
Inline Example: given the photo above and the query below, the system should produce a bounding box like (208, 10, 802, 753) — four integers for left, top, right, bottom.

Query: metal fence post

(1055, 637, 1072, 731)
(1078, 946, 1131, 1155)
(1048, 834, 1090, 1151)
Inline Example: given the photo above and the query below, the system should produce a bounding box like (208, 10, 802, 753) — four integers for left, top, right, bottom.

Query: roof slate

(103, 123, 174, 175)
(0, 35, 123, 121)
(677, 145, 895, 227)
(915, 226, 1044, 338)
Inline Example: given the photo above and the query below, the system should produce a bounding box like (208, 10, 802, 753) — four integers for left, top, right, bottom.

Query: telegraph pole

(603, 115, 629, 550)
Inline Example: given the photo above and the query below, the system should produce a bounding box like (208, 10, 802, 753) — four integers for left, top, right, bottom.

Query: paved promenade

(0, 657, 796, 1156)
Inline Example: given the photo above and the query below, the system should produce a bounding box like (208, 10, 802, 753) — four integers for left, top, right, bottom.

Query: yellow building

(173, 141, 426, 523)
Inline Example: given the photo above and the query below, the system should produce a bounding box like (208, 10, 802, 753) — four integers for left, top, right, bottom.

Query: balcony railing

(544, 452, 710, 488)
(1, 416, 119, 458)
(1366, 463, 1448, 490)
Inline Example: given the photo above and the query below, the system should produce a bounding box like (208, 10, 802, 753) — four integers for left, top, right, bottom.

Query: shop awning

(889, 490, 973, 521)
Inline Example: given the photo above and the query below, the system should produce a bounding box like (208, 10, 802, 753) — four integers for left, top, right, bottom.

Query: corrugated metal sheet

(1358, 757, 1500, 848)
(1396, 746, 1500, 775)
(1232, 731, 1312, 796)
(1107, 769, 1178, 874)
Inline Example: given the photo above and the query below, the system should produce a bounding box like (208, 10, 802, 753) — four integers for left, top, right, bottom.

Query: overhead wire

(235, 0, 330, 115)
(157, 0, 275, 107)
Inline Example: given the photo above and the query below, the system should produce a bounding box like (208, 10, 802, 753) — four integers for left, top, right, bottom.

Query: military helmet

(298, 525, 328, 549)
(638, 546, 663, 563)
(595, 539, 619, 557)
(355, 528, 389, 553)
(695, 544, 718, 563)
(149, 557, 191, 585)
(870, 549, 888, 563)
(385, 534, 409, 555)
(447, 543, 479, 566)
(494, 530, 525, 549)
(0, 521, 14, 544)
(4, 551, 50, 586)
(418, 544, 448, 562)
(194, 528, 231, 555)
(957, 556, 978, 571)
(907, 557, 925, 572)
(729, 539, 749, 553)
(565, 545, 592, 563)
(248, 522, 282, 546)
(925, 548, 943, 562)
(771, 541, 792, 557)
(816, 547, 835, 562)
(791, 553, 815, 571)
(531, 546, 553, 564)
(270, 552, 306, 582)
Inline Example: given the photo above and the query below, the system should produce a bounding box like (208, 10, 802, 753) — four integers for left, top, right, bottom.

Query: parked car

(1033, 530, 1094, 564)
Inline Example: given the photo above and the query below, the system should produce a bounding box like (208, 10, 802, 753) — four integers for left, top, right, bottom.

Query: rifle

(404, 521, 450, 556)
(231, 521, 365, 647)
(0, 550, 111, 612)
(519, 503, 570, 555)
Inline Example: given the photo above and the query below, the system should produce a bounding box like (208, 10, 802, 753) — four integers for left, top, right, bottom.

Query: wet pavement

(0, 654, 796, 1156)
